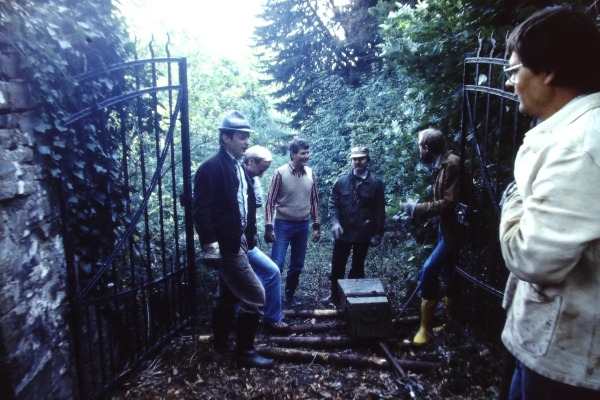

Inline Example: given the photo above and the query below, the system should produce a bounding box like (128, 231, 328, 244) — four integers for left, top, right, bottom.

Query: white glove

(202, 242, 221, 259)
(331, 222, 344, 239)
(401, 198, 416, 217)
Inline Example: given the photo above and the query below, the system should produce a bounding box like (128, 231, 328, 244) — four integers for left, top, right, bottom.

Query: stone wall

(0, 40, 77, 399)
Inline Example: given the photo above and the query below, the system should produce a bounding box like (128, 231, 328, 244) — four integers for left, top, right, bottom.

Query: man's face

(245, 158, 272, 178)
(291, 148, 310, 169)
(351, 156, 369, 175)
(222, 131, 250, 159)
(506, 52, 554, 121)
(419, 140, 435, 164)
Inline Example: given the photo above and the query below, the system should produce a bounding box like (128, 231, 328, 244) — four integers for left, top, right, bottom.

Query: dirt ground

(108, 242, 502, 399)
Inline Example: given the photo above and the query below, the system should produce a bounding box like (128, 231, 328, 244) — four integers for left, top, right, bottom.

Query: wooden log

(257, 347, 388, 368)
(392, 315, 422, 325)
(256, 347, 440, 372)
(266, 336, 411, 350)
(288, 321, 347, 334)
(283, 309, 342, 318)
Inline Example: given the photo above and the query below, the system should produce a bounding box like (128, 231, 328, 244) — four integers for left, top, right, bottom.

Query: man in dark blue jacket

(324, 147, 385, 304)
(193, 110, 274, 368)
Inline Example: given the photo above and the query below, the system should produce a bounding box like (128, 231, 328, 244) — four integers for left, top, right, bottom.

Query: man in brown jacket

(402, 128, 460, 346)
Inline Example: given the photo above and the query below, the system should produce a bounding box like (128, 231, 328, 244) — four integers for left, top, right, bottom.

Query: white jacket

(500, 92, 600, 390)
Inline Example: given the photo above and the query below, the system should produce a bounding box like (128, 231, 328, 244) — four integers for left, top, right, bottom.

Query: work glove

(369, 235, 382, 247)
(331, 222, 344, 239)
(264, 224, 276, 243)
(311, 223, 321, 243)
(202, 242, 221, 269)
(401, 197, 416, 217)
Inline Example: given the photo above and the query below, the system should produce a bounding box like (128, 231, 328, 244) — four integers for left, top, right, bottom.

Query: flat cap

(350, 146, 369, 158)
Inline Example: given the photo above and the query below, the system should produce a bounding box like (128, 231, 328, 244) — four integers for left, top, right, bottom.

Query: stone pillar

(0, 40, 77, 399)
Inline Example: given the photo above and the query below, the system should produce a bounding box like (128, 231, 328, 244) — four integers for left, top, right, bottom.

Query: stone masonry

(0, 40, 76, 398)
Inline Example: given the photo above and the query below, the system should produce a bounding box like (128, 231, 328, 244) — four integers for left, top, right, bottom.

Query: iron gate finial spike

(490, 32, 496, 58)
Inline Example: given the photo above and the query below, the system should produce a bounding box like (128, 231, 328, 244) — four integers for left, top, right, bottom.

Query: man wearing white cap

(243, 145, 289, 332)
(325, 146, 385, 304)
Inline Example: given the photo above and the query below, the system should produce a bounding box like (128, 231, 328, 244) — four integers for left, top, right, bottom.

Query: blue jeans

(509, 360, 600, 400)
(247, 246, 282, 323)
(420, 228, 453, 300)
(270, 219, 309, 298)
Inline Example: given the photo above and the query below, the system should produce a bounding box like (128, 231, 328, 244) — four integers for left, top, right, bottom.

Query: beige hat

(350, 146, 369, 158)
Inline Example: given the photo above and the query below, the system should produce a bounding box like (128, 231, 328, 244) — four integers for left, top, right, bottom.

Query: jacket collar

(523, 92, 600, 153)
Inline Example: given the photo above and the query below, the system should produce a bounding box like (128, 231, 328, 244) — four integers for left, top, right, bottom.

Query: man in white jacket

(500, 6, 600, 399)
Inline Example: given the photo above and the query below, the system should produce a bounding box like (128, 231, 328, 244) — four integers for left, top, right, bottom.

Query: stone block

(0, 113, 19, 129)
(0, 82, 34, 110)
(0, 129, 19, 149)
(0, 49, 18, 79)
(0, 180, 17, 201)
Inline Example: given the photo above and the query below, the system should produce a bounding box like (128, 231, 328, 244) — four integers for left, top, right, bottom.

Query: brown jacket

(413, 151, 460, 248)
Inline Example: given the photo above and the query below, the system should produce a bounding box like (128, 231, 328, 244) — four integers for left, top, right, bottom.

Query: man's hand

(369, 235, 382, 247)
(401, 198, 416, 217)
(264, 224, 276, 243)
(331, 222, 344, 239)
(202, 242, 221, 269)
(311, 230, 321, 243)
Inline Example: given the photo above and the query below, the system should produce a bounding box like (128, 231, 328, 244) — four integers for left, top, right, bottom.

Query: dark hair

(218, 130, 235, 146)
(507, 6, 600, 92)
(418, 128, 445, 154)
(289, 138, 310, 156)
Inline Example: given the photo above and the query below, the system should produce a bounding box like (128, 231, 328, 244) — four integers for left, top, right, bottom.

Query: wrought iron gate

(454, 40, 534, 365)
(61, 43, 195, 399)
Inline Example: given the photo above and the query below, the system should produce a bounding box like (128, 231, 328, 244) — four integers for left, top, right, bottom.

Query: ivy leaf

(38, 145, 52, 154)
(94, 164, 107, 173)
(34, 121, 52, 133)
(68, 197, 78, 203)
(58, 40, 72, 49)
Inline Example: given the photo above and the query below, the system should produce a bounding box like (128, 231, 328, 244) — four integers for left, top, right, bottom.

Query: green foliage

(253, 0, 387, 128)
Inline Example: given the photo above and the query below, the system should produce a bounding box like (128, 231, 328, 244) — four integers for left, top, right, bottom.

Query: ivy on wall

(0, 0, 135, 278)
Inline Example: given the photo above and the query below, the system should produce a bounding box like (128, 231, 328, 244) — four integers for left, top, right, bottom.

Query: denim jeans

(330, 239, 370, 297)
(420, 227, 453, 300)
(247, 246, 282, 323)
(509, 360, 600, 400)
(270, 219, 309, 298)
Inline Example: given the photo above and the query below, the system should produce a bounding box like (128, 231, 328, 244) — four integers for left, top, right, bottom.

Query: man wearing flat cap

(193, 110, 274, 368)
(324, 146, 385, 304)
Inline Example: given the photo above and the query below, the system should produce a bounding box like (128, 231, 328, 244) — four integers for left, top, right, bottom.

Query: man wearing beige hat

(324, 146, 385, 304)
(193, 110, 274, 368)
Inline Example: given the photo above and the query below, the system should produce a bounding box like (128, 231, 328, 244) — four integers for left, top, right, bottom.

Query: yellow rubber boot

(433, 297, 453, 333)
(413, 298, 436, 346)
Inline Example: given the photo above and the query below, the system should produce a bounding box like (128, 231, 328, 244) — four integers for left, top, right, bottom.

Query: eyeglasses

(503, 63, 523, 83)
